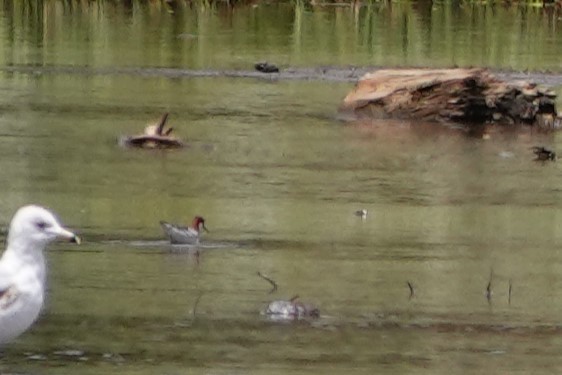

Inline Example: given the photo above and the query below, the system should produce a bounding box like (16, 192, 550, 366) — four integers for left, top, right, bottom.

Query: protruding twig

(194, 250, 200, 266)
(486, 268, 493, 303)
(156, 113, 170, 136)
(486, 281, 492, 303)
(257, 271, 278, 294)
(192, 292, 203, 319)
(508, 279, 512, 305)
(407, 281, 415, 300)
(289, 294, 300, 302)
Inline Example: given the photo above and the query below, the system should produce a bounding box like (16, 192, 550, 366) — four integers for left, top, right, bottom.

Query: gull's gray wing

(0, 285, 18, 310)
(0, 259, 19, 312)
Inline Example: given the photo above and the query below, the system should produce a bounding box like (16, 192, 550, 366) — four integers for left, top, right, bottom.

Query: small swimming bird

(160, 216, 209, 244)
(0, 205, 80, 345)
(264, 295, 319, 321)
(532, 146, 556, 161)
(354, 209, 368, 219)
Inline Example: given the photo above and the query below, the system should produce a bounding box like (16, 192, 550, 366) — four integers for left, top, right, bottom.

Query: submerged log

(120, 134, 184, 148)
(119, 113, 185, 149)
(340, 68, 559, 129)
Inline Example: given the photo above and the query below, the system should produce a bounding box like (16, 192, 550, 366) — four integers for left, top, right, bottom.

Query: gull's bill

(53, 227, 81, 244)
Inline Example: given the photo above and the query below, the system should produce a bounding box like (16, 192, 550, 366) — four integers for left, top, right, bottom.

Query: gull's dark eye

(36, 221, 50, 230)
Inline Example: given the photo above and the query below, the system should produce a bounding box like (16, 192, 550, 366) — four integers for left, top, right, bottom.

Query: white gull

(0, 205, 80, 345)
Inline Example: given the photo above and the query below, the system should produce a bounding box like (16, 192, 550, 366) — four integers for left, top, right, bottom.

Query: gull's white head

(7, 205, 80, 252)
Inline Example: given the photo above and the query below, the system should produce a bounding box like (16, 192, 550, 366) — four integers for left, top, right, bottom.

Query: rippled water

(2, 1, 562, 374)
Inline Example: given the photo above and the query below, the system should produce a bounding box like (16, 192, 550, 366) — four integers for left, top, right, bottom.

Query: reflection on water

(2, 1, 562, 71)
(1, 1, 562, 374)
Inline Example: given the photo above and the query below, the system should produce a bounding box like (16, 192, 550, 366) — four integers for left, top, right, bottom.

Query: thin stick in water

(407, 281, 415, 300)
(486, 268, 493, 303)
(156, 112, 170, 135)
(257, 271, 278, 294)
(508, 279, 512, 305)
(192, 292, 203, 320)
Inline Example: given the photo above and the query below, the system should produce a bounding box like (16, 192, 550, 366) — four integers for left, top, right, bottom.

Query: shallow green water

(2, 1, 562, 374)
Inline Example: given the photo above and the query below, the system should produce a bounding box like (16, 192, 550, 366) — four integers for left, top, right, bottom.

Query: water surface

(1, 1, 562, 374)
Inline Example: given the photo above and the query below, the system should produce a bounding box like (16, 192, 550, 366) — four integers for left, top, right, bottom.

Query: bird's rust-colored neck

(191, 216, 205, 232)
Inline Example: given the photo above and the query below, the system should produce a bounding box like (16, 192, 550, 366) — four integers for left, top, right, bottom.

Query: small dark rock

(532, 146, 556, 161)
(255, 62, 279, 73)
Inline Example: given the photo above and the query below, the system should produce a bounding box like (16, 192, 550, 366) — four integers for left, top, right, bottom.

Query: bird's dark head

(192, 216, 209, 233)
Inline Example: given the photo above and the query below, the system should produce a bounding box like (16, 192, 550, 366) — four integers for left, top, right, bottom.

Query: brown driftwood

(120, 113, 185, 149)
(120, 135, 184, 148)
(340, 68, 559, 128)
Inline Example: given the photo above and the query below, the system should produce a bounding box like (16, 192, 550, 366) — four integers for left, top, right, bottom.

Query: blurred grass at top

(1, 0, 562, 71)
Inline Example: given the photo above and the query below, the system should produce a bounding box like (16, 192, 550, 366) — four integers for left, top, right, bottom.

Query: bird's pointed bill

(51, 227, 81, 244)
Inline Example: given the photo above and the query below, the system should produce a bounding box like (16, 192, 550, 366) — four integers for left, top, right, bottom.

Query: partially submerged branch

(486, 268, 493, 303)
(119, 113, 185, 149)
(407, 281, 415, 300)
(257, 271, 278, 294)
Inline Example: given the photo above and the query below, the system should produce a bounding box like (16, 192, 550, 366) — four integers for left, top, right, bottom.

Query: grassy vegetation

(3, 0, 561, 14)
(1, 0, 562, 72)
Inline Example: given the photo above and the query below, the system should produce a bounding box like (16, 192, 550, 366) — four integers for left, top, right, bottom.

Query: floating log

(340, 68, 559, 129)
(120, 134, 184, 148)
(119, 113, 185, 149)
